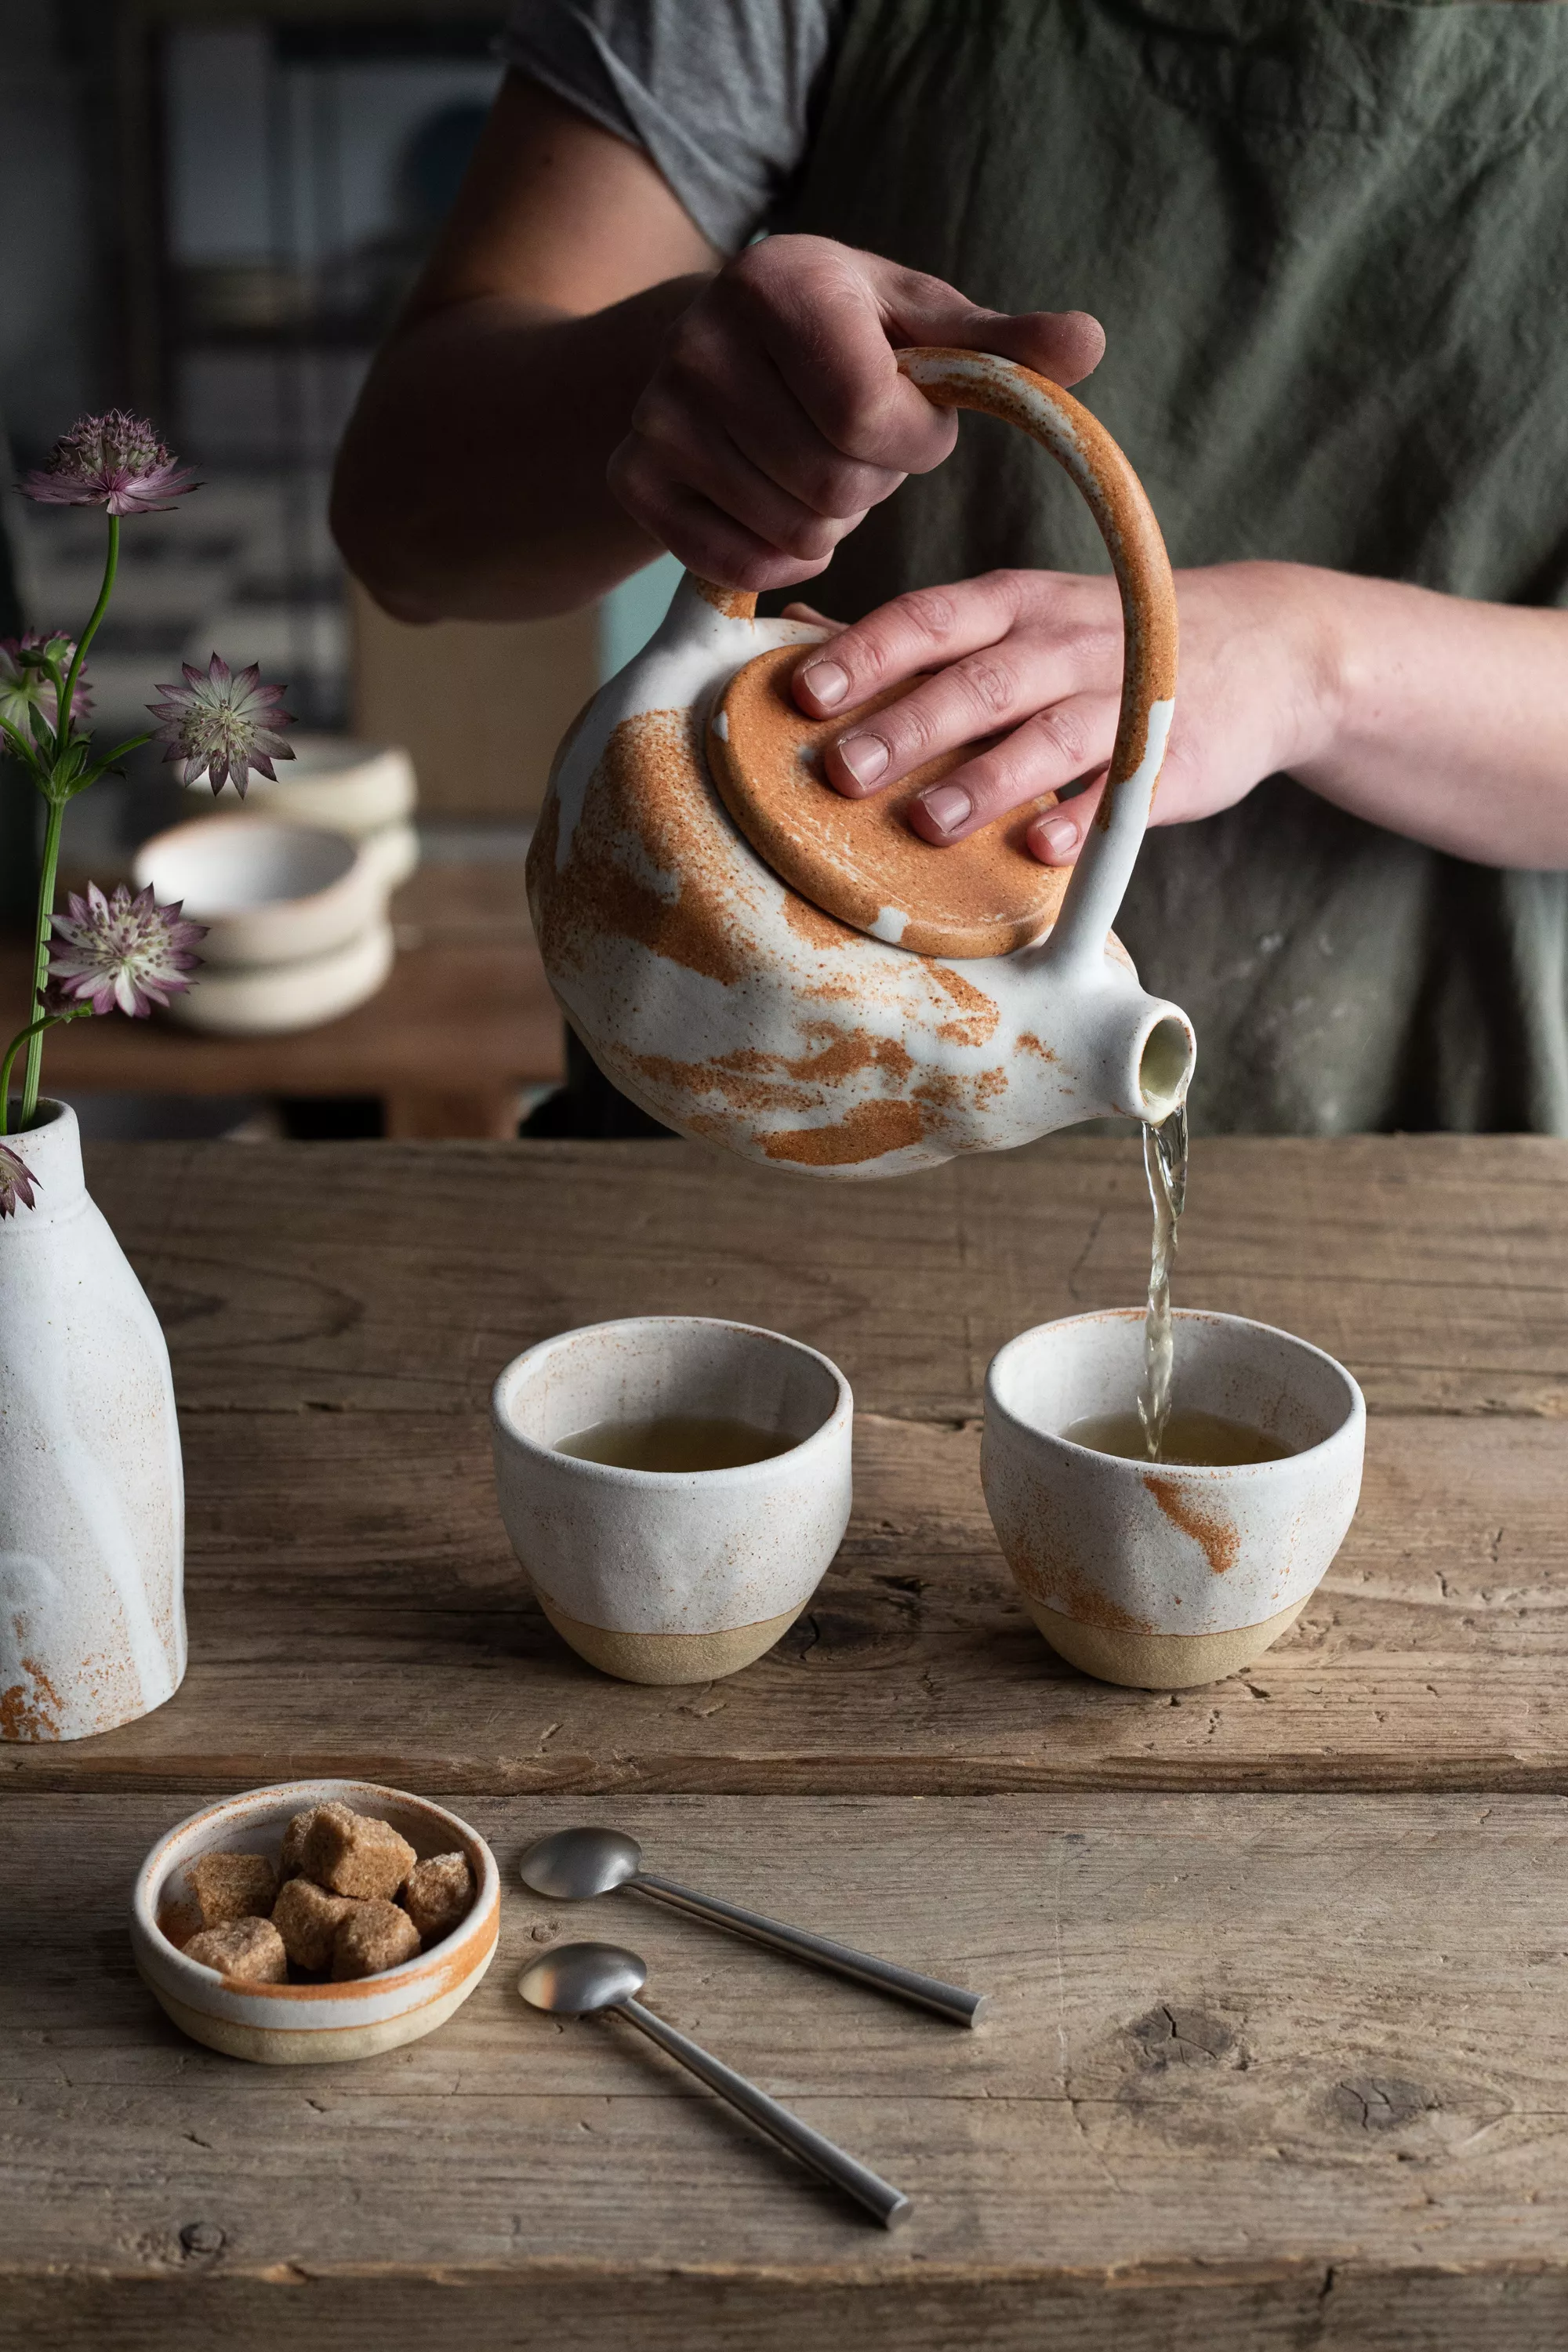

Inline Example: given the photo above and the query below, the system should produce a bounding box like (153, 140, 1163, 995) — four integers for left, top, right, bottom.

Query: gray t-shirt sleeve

(499, 0, 844, 253)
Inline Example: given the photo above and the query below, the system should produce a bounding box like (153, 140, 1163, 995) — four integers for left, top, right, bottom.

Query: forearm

(332, 279, 706, 622)
(1298, 569, 1568, 868)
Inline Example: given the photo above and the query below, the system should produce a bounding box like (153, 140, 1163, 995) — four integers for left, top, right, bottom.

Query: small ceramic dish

(133, 814, 384, 967)
(165, 917, 394, 1035)
(130, 1778, 500, 2064)
(221, 734, 417, 835)
(358, 818, 420, 891)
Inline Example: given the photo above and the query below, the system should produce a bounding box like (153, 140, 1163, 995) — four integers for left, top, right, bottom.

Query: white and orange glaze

(982, 1311, 1366, 1690)
(492, 1316, 853, 1684)
(528, 350, 1195, 1176)
(131, 1780, 501, 2063)
(0, 1101, 184, 1744)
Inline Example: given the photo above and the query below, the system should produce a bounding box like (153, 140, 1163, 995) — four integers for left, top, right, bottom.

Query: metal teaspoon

(516, 1940, 913, 2230)
(517, 1826, 988, 2027)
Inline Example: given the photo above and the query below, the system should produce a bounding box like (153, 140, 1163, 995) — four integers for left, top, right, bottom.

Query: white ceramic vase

(0, 1099, 185, 1741)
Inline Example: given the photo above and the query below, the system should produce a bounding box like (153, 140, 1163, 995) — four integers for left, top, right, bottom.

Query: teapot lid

(707, 644, 1068, 959)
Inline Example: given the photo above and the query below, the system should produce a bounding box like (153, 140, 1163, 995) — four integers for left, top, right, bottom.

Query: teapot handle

(691, 347, 1178, 974)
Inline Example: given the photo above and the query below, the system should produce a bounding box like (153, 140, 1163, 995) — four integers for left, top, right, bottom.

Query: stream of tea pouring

(1136, 1102, 1189, 1461)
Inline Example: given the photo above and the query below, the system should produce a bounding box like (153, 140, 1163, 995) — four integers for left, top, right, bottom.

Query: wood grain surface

(9, 1791, 1568, 2348)
(9, 1134, 1568, 2349)
(7, 1136, 1568, 1796)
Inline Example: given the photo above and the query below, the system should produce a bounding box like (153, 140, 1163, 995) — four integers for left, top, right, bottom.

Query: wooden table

(9, 1134, 1568, 2350)
(0, 858, 564, 1138)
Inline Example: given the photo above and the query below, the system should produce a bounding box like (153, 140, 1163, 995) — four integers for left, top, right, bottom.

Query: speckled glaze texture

(0, 1101, 185, 1742)
(527, 350, 1193, 1178)
(492, 1317, 853, 1683)
(131, 1779, 500, 2064)
(707, 644, 1069, 960)
(982, 1310, 1365, 1690)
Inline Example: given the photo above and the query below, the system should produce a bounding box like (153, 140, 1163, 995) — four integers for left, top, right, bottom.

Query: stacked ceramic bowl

(194, 733, 419, 892)
(132, 814, 394, 1036)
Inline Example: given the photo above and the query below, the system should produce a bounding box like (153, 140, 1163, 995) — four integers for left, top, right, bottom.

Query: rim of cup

(490, 1315, 853, 1485)
(985, 1306, 1363, 1478)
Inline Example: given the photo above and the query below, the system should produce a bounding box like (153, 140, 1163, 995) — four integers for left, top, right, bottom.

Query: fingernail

(919, 782, 972, 834)
(1037, 815, 1077, 859)
(801, 659, 848, 707)
(837, 733, 888, 788)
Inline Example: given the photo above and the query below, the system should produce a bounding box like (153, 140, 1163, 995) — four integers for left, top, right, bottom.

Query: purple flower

(0, 631, 92, 735)
(20, 411, 198, 515)
(147, 653, 294, 796)
(0, 1142, 38, 1218)
(48, 882, 207, 1018)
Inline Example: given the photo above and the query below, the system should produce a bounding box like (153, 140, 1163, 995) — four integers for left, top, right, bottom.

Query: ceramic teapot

(528, 347, 1194, 1178)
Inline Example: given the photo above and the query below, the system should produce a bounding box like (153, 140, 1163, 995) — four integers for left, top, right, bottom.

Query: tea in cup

(492, 1316, 853, 1684)
(982, 1308, 1364, 1689)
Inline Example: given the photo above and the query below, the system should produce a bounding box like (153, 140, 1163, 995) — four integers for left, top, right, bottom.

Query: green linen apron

(773, 0, 1568, 1133)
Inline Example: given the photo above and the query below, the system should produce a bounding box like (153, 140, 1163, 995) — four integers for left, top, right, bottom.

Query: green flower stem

(18, 513, 122, 1126)
(1, 1011, 64, 1134)
(19, 794, 65, 1127)
(77, 728, 153, 789)
(59, 514, 118, 750)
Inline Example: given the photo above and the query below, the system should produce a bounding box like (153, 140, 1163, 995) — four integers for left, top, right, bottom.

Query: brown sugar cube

(184, 1917, 288, 1984)
(278, 1808, 321, 1880)
(401, 1853, 475, 1945)
(331, 1898, 421, 1981)
(302, 1803, 416, 1901)
(272, 1875, 359, 1973)
(188, 1850, 280, 1928)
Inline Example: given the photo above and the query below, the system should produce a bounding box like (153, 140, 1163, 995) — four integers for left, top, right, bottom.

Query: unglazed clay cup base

(983, 1309, 1364, 1693)
(129, 1779, 500, 2065)
(492, 1316, 853, 1685)
(532, 1589, 807, 1686)
(1022, 1592, 1311, 1692)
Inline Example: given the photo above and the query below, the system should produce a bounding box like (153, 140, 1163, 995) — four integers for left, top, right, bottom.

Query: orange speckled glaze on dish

(129, 1779, 501, 2062)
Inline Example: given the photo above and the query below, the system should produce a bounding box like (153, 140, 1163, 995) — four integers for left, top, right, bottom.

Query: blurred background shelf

(0, 849, 562, 1139)
(1, 0, 684, 1135)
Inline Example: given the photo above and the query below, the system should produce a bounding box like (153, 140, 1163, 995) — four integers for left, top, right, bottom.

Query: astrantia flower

(0, 631, 91, 734)
(0, 1142, 38, 1218)
(47, 882, 207, 1018)
(147, 653, 294, 795)
(20, 410, 198, 514)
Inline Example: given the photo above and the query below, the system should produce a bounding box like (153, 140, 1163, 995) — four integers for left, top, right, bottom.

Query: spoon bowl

(520, 1827, 643, 1902)
(517, 1939, 647, 2014)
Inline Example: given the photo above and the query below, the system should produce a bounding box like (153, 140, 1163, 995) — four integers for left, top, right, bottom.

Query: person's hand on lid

(606, 233, 1105, 596)
(786, 561, 1343, 866)
(787, 557, 1568, 874)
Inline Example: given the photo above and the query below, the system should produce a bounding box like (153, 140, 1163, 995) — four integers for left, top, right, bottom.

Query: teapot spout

(1134, 1005, 1196, 1121)
(1076, 983, 1195, 1127)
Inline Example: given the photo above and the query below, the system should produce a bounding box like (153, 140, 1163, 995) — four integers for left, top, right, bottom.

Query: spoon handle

(630, 1872, 988, 2027)
(615, 1994, 912, 2230)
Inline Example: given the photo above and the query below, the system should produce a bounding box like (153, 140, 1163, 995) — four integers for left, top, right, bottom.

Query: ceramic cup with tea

(492, 1316, 853, 1685)
(982, 1308, 1364, 1690)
